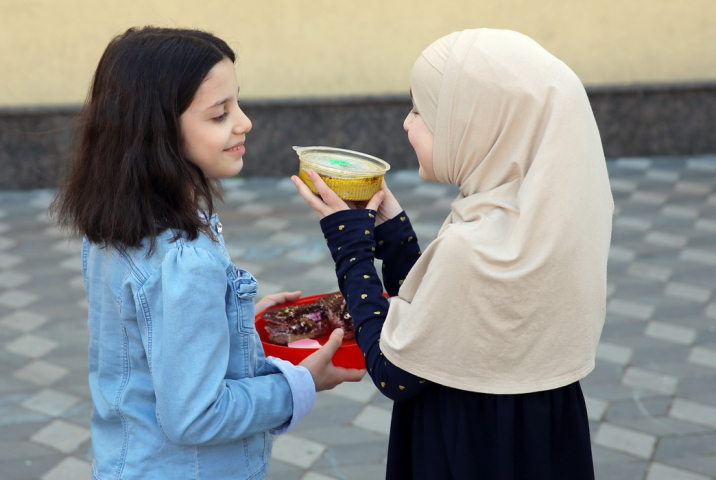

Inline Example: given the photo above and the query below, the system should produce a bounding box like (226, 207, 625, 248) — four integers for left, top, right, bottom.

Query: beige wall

(1, 0, 716, 107)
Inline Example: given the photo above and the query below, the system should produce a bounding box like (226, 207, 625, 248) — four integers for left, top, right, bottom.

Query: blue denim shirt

(83, 214, 315, 480)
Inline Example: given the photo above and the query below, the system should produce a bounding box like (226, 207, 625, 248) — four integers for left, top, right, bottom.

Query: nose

(233, 106, 252, 134)
(403, 112, 412, 132)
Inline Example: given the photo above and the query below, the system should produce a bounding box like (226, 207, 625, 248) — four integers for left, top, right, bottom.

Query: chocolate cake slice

(263, 303, 329, 345)
(316, 292, 355, 340)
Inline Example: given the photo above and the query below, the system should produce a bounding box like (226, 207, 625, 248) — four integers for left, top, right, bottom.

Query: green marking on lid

(328, 159, 352, 166)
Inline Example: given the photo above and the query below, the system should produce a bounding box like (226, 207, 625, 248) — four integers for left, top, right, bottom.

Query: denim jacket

(82, 214, 315, 480)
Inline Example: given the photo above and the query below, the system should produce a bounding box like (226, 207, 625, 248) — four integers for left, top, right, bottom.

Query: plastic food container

(293, 146, 391, 201)
(255, 293, 365, 369)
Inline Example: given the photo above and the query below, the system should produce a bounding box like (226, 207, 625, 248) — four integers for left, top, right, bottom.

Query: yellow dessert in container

(293, 146, 391, 201)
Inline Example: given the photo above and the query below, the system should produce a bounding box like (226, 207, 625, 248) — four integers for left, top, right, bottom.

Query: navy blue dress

(319, 209, 595, 480)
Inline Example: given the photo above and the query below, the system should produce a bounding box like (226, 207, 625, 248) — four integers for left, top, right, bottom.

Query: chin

(229, 158, 244, 177)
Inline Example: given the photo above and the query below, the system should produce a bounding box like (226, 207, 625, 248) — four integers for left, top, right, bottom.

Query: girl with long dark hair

(51, 26, 365, 479)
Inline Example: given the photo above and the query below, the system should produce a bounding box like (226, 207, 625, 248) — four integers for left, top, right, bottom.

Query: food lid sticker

(328, 159, 353, 166)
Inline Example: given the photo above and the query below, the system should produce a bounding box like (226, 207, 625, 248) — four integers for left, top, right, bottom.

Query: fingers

(336, 367, 366, 382)
(307, 171, 349, 212)
(318, 328, 344, 358)
(291, 175, 332, 218)
(365, 190, 385, 211)
(381, 178, 392, 195)
(282, 291, 302, 302)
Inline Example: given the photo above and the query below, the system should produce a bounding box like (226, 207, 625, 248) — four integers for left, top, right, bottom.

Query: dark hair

(50, 26, 236, 252)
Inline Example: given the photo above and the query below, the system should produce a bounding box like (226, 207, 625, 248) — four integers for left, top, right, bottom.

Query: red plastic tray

(255, 293, 365, 369)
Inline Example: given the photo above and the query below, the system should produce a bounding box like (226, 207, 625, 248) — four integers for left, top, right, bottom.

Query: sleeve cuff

(265, 357, 316, 434)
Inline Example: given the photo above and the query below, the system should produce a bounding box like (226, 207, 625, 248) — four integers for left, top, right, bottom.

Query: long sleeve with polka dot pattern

(319, 209, 431, 402)
(374, 211, 422, 297)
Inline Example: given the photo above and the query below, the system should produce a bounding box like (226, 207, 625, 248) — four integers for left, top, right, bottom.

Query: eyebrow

(208, 98, 230, 109)
(207, 88, 241, 110)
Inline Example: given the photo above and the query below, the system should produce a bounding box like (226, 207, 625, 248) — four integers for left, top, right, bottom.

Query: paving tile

(665, 282, 712, 303)
(646, 462, 712, 480)
(655, 432, 716, 462)
(617, 158, 652, 170)
(661, 205, 700, 219)
(645, 169, 680, 182)
(30, 419, 91, 454)
(584, 395, 609, 421)
(631, 191, 668, 205)
(271, 433, 327, 469)
(313, 463, 387, 480)
(622, 367, 679, 395)
(0, 290, 39, 309)
(594, 423, 657, 459)
(608, 246, 637, 262)
(605, 397, 671, 420)
(41, 456, 93, 480)
(0, 253, 23, 269)
(676, 376, 716, 404)
(614, 216, 652, 231)
(301, 472, 338, 480)
(264, 460, 305, 480)
(238, 204, 273, 216)
(252, 217, 291, 232)
(582, 382, 667, 402)
(695, 219, 716, 232)
(412, 183, 456, 198)
(681, 249, 716, 266)
(596, 342, 633, 365)
(21, 388, 80, 417)
(595, 461, 650, 480)
(608, 299, 655, 320)
(645, 231, 688, 248)
(645, 321, 698, 345)
(323, 377, 378, 403)
(351, 405, 391, 436)
(2, 163, 716, 477)
(583, 362, 625, 385)
(610, 178, 638, 192)
(58, 256, 82, 272)
(669, 398, 716, 428)
(675, 181, 712, 195)
(592, 444, 643, 466)
(0, 270, 31, 289)
(610, 416, 713, 437)
(0, 310, 49, 333)
(0, 455, 67, 480)
(689, 347, 716, 369)
(667, 457, 716, 478)
(297, 425, 388, 447)
(294, 401, 365, 431)
(626, 263, 672, 282)
(686, 158, 716, 172)
(5, 334, 58, 358)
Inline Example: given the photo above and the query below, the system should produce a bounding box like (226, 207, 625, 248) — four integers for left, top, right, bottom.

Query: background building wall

(1, 0, 715, 189)
(2, 0, 716, 107)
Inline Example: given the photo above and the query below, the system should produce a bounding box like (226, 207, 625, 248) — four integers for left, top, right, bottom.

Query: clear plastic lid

(293, 146, 390, 178)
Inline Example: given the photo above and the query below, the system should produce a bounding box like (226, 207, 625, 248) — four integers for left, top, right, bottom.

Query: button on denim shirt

(83, 214, 315, 480)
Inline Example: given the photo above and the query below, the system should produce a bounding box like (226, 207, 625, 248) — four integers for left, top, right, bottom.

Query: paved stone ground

(0, 157, 715, 480)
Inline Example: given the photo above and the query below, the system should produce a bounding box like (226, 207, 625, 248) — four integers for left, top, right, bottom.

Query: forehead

(190, 59, 238, 107)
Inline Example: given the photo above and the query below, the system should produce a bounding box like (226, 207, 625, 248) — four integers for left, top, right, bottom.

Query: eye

(212, 112, 228, 122)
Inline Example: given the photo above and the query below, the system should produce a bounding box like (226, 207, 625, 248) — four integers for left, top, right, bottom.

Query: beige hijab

(380, 29, 614, 394)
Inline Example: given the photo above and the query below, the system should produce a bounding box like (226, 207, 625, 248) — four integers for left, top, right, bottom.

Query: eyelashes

(212, 99, 241, 122)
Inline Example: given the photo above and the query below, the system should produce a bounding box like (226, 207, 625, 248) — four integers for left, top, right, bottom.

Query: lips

(224, 141, 245, 153)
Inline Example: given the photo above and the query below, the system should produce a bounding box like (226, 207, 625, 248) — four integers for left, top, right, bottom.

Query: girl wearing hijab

(293, 28, 613, 479)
